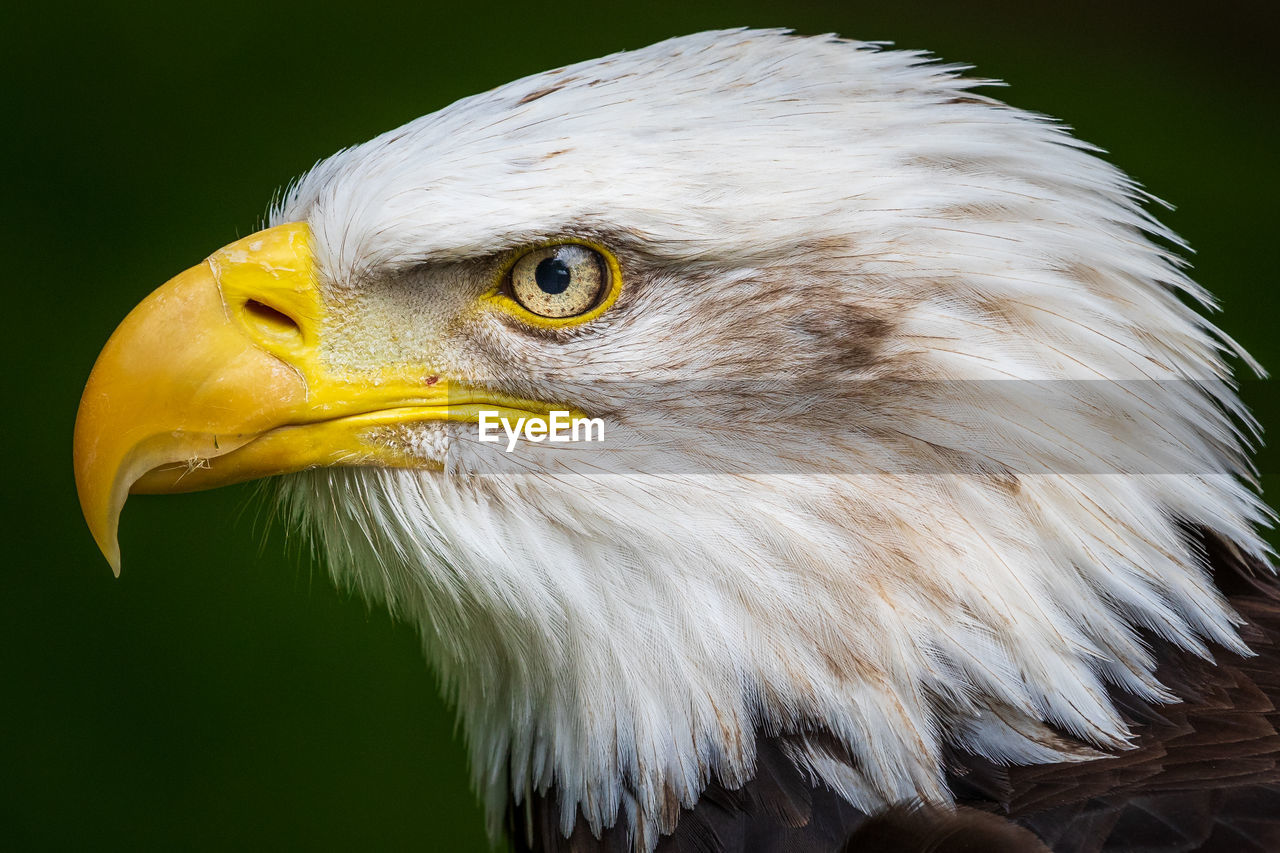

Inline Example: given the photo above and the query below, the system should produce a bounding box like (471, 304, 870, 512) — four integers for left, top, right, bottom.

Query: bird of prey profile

(74, 29, 1278, 853)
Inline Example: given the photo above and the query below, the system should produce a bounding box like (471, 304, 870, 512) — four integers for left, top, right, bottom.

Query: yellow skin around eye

(482, 241, 624, 329)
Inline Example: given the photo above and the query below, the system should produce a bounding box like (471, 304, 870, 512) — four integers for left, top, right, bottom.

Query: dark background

(4, 1, 1277, 849)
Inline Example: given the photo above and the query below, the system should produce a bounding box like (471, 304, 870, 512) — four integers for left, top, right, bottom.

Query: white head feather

(269, 29, 1271, 851)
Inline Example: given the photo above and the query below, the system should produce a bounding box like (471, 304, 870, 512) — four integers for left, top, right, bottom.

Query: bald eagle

(74, 29, 1278, 853)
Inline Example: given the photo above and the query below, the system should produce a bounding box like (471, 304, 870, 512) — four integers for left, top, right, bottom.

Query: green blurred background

(3, 1, 1277, 849)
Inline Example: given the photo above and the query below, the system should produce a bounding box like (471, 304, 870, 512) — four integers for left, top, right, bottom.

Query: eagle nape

(74, 28, 1278, 853)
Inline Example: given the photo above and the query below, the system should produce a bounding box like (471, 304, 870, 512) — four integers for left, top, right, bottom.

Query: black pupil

(534, 257, 573, 295)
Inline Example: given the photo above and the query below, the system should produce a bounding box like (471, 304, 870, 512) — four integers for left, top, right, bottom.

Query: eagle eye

(508, 244, 609, 319)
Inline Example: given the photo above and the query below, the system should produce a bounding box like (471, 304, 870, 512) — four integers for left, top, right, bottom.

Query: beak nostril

(243, 298, 303, 342)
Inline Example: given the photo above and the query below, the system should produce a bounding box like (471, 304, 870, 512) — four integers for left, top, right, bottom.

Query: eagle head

(73, 29, 1271, 851)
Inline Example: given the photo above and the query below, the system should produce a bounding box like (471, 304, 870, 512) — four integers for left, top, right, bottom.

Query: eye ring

(489, 241, 623, 327)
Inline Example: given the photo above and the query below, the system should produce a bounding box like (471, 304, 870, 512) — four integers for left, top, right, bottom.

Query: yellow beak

(73, 222, 546, 574)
